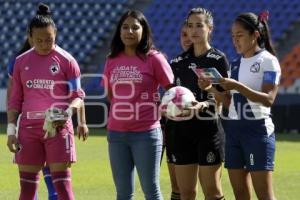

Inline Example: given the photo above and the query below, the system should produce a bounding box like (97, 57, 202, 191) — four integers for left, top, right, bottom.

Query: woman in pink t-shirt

(103, 10, 174, 200)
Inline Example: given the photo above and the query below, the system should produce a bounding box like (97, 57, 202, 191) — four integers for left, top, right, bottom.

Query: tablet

(191, 67, 223, 84)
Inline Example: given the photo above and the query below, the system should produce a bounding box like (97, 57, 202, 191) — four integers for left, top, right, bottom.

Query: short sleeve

(8, 59, 23, 111)
(151, 53, 174, 88)
(66, 58, 85, 99)
(262, 57, 281, 85)
(101, 59, 111, 89)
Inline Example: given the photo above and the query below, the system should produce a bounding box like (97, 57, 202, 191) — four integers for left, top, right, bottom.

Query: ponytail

(258, 11, 276, 56)
(28, 3, 56, 36)
(235, 11, 276, 56)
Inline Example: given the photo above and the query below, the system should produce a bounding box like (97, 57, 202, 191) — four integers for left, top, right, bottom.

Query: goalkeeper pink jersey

(8, 45, 85, 128)
(103, 50, 174, 132)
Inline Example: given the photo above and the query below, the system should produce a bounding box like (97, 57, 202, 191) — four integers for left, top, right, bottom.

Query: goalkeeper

(6, 3, 88, 200)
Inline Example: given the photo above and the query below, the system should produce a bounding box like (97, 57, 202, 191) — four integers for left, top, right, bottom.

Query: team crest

(26, 80, 33, 88)
(176, 77, 181, 86)
(171, 154, 177, 163)
(206, 152, 216, 163)
(49, 62, 60, 75)
(250, 62, 260, 73)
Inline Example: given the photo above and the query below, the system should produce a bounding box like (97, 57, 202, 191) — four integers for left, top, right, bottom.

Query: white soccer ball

(161, 86, 196, 121)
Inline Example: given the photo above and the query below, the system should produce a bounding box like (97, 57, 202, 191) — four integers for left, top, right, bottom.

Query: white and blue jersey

(224, 50, 281, 171)
(228, 50, 281, 135)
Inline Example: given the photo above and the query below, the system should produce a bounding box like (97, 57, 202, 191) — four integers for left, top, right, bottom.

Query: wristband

(7, 123, 16, 136)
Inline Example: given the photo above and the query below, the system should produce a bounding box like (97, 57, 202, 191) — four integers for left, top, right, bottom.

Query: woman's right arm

(102, 59, 112, 102)
(7, 60, 23, 153)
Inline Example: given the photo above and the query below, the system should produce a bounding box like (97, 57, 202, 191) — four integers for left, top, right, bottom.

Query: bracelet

(7, 123, 16, 136)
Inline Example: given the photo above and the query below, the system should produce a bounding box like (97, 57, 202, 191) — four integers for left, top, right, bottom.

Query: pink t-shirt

(8, 45, 85, 128)
(103, 50, 174, 132)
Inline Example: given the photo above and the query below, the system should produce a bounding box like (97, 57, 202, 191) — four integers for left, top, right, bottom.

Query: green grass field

(0, 126, 299, 199)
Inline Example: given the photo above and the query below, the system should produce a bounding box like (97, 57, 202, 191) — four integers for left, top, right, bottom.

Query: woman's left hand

(77, 124, 89, 141)
(219, 78, 239, 90)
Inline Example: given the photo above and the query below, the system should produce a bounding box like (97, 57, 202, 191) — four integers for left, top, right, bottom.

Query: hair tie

(259, 10, 269, 22)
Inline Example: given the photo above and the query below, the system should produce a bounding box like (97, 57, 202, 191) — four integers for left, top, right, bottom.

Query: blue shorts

(224, 119, 275, 171)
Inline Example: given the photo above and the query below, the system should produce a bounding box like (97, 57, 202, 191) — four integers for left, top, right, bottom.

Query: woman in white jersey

(199, 11, 280, 200)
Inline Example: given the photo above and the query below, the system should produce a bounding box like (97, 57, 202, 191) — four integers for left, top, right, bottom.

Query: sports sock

(19, 171, 39, 200)
(51, 170, 74, 200)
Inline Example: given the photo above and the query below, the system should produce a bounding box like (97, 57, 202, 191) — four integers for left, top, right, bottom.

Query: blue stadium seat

(0, 0, 133, 88)
(144, 0, 300, 61)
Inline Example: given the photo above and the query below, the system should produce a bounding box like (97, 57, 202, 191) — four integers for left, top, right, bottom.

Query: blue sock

(42, 167, 58, 200)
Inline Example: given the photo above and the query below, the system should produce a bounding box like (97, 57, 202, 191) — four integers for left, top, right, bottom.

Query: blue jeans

(107, 128, 163, 200)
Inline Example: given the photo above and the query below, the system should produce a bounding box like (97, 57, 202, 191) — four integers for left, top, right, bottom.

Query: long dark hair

(109, 10, 154, 58)
(28, 3, 56, 36)
(235, 12, 276, 56)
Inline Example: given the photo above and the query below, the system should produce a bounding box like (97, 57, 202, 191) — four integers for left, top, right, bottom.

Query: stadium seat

(144, 0, 300, 61)
(280, 44, 300, 93)
(0, 0, 134, 88)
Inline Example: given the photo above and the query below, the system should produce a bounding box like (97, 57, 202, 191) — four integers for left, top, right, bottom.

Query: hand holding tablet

(190, 66, 223, 84)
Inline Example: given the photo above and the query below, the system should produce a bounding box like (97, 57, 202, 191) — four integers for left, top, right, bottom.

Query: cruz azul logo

(49, 62, 60, 75)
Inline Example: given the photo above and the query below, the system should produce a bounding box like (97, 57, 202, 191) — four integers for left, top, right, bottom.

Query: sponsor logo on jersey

(250, 62, 260, 73)
(206, 52, 222, 60)
(188, 62, 197, 70)
(49, 62, 60, 75)
(170, 56, 183, 63)
(26, 79, 54, 89)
